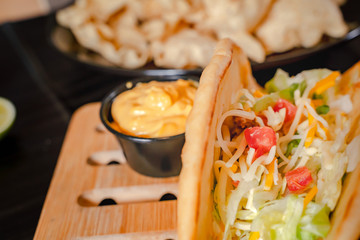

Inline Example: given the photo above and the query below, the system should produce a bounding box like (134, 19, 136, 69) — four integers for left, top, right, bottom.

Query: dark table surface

(0, 13, 360, 240)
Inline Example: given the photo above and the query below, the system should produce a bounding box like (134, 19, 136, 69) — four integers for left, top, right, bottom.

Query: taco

(178, 38, 360, 240)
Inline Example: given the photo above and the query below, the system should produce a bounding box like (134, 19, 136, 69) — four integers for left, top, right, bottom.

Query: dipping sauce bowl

(100, 76, 198, 177)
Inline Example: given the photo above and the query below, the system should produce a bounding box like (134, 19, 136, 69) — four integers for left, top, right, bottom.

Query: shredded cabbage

(300, 69, 333, 86)
(251, 195, 330, 240)
(298, 202, 331, 239)
(252, 195, 303, 240)
(316, 149, 348, 210)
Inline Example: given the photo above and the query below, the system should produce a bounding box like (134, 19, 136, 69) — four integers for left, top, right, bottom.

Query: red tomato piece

(273, 99, 297, 123)
(285, 166, 313, 193)
(232, 180, 240, 187)
(244, 126, 276, 159)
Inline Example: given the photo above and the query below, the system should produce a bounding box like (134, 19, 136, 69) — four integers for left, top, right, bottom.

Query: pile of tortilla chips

(57, 0, 348, 69)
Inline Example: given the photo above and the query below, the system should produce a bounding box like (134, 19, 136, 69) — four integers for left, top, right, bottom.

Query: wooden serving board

(34, 103, 179, 240)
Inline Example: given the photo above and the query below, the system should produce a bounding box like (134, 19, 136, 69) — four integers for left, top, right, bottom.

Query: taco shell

(178, 38, 360, 239)
(178, 38, 260, 239)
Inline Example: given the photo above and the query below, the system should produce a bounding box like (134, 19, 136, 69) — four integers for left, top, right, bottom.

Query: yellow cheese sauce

(111, 79, 197, 138)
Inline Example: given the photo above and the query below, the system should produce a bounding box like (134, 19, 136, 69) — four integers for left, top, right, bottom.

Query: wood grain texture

(34, 103, 178, 239)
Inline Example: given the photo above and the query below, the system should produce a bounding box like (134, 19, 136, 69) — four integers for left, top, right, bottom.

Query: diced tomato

(273, 99, 297, 123)
(232, 180, 240, 187)
(244, 126, 276, 159)
(285, 166, 313, 193)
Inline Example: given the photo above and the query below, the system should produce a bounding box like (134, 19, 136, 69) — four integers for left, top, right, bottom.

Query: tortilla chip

(178, 38, 260, 240)
(150, 29, 217, 69)
(57, 0, 349, 68)
(256, 0, 348, 53)
(56, 0, 89, 28)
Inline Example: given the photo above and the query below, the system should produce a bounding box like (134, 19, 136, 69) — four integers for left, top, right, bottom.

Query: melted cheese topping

(111, 79, 196, 138)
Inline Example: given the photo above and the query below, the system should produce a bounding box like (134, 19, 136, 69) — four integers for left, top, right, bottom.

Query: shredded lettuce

(278, 81, 307, 103)
(265, 69, 290, 93)
(251, 195, 331, 240)
(300, 69, 333, 85)
(316, 149, 348, 210)
(265, 69, 307, 102)
(297, 202, 331, 239)
(224, 180, 257, 239)
(253, 93, 279, 112)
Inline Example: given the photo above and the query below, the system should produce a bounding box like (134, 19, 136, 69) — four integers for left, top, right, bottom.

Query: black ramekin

(100, 75, 198, 177)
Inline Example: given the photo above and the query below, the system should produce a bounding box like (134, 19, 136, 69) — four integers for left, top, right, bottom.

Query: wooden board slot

(34, 103, 178, 239)
(88, 150, 126, 165)
(78, 183, 178, 206)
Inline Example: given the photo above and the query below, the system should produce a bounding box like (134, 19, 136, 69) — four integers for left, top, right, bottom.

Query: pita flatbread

(178, 38, 360, 239)
(178, 38, 260, 240)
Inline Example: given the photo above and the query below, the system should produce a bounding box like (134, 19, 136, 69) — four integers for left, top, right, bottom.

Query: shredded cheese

(303, 185, 318, 209)
(244, 155, 267, 182)
(278, 99, 305, 146)
(253, 90, 265, 98)
(210, 71, 348, 239)
(264, 159, 275, 191)
(263, 107, 285, 131)
(244, 90, 256, 104)
(217, 110, 255, 156)
(310, 71, 339, 95)
(273, 159, 279, 185)
(281, 178, 287, 195)
(246, 148, 256, 166)
(316, 122, 329, 140)
(305, 123, 317, 148)
(264, 146, 276, 165)
(311, 99, 323, 107)
(225, 133, 247, 168)
(255, 116, 265, 127)
(249, 232, 260, 240)
(246, 100, 254, 108)
(239, 156, 248, 178)
(233, 221, 251, 231)
(305, 101, 329, 128)
(284, 127, 309, 172)
(231, 164, 238, 173)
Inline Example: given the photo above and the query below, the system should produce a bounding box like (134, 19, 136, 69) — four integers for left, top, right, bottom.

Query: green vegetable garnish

(315, 105, 330, 115)
(279, 80, 307, 103)
(312, 93, 323, 100)
(285, 139, 301, 157)
(299, 80, 307, 95)
(279, 83, 299, 103)
(265, 68, 307, 103)
(253, 93, 280, 113)
(213, 203, 222, 222)
(312, 92, 328, 104)
(265, 69, 290, 93)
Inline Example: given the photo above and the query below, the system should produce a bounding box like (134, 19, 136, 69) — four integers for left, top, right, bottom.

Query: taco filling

(179, 39, 360, 240)
(211, 64, 360, 240)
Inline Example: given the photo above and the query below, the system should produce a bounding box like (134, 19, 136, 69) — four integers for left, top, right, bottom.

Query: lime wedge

(0, 97, 16, 140)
